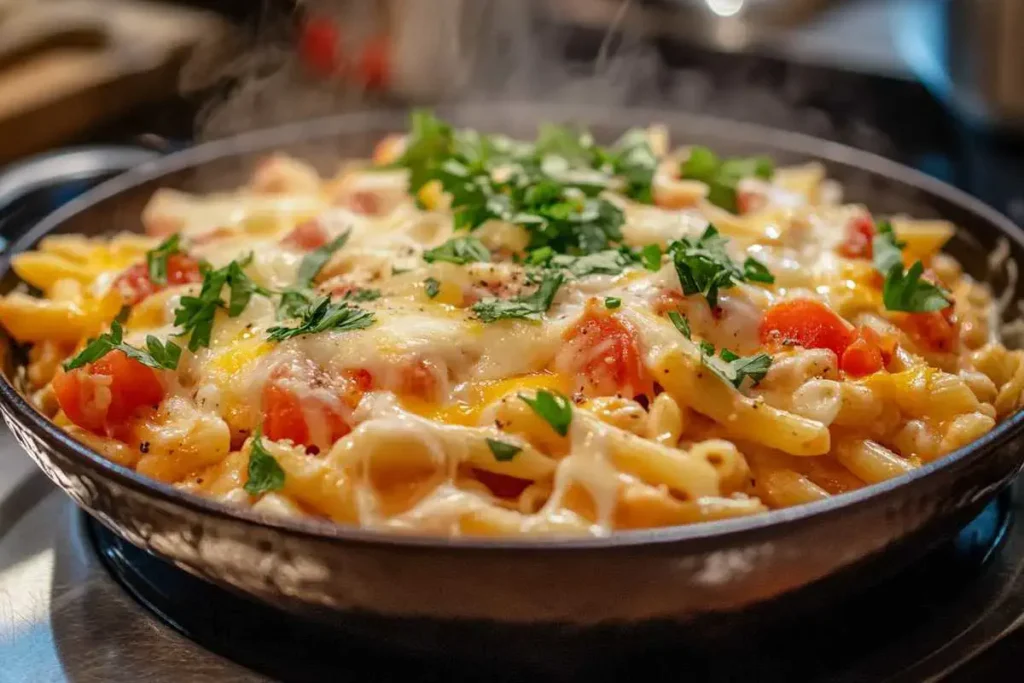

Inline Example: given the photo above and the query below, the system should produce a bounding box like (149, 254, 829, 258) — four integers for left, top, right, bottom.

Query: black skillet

(0, 103, 1022, 663)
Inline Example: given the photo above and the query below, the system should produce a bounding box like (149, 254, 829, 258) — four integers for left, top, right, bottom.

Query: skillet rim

(2, 102, 1023, 552)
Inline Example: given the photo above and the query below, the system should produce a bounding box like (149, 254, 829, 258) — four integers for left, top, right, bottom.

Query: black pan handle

(0, 146, 162, 251)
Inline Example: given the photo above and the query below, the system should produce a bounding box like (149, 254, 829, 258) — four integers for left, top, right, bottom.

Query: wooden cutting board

(0, 0, 229, 162)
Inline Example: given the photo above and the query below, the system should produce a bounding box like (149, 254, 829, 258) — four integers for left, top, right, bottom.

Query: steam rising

(183, 0, 894, 158)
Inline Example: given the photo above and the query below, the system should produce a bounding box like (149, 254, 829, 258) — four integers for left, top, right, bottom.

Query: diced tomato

(840, 337, 882, 377)
(759, 299, 854, 356)
(299, 16, 343, 77)
(839, 327, 896, 377)
(562, 301, 654, 399)
(344, 190, 381, 215)
(53, 350, 165, 437)
(400, 359, 442, 402)
(261, 383, 350, 450)
(474, 469, 532, 499)
(113, 253, 202, 306)
(261, 367, 373, 450)
(737, 190, 767, 215)
(837, 214, 876, 259)
(282, 220, 330, 250)
(901, 306, 959, 354)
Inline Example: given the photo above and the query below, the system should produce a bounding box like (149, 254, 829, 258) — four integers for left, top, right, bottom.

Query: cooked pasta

(2, 111, 1021, 537)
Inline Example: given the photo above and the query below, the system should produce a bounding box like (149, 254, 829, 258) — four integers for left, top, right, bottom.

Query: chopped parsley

(424, 277, 440, 298)
(519, 390, 573, 437)
(668, 225, 773, 308)
(872, 220, 951, 312)
(667, 311, 691, 339)
(704, 348, 774, 389)
(391, 111, 655, 256)
(473, 271, 564, 322)
(339, 287, 381, 303)
(641, 244, 663, 271)
(546, 248, 639, 278)
(486, 438, 522, 462)
(422, 236, 491, 265)
(267, 296, 375, 341)
(173, 257, 267, 351)
(604, 296, 621, 309)
(296, 231, 350, 287)
(664, 310, 771, 389)
(243, 427, 285, 495)
(680, 146, 774, 214)
(63, 320, 181, 371)
(742, 257, 776, 284)
(146, 234, 183, 285)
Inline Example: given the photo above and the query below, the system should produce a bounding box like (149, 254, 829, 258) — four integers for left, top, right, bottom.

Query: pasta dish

(1, 112, 1020, 537)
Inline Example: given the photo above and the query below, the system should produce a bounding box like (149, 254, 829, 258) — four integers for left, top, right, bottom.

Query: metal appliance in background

(893, 0, 1024, 132)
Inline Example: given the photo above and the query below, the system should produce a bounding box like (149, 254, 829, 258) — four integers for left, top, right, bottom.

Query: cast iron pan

(1, 103, 1023, 662)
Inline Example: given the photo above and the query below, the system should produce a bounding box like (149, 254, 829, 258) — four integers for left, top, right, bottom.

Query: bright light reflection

(706, 0, 745, 18)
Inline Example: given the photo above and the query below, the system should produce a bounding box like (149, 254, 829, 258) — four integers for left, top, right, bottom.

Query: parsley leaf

(604, 296, 621, 309)
(518, 390, 573, 436)
(63, 320, 181, 371)
(243, 427, 285, 495)
(296, 231, 350, 287)
(872, 220, 952, 312)
(486, 438, 522, 462)
(423, 236, 491, 265)
(267, 296, 375, 341)
(680, 146, 774, 214)
(607, 128, 657, 203)
(173, 258, 266, 351)
(473, 271, 564, 322)
(339, 287, 381, 302)
(697, 342, 773, 389)
(146, 235, 183, 286)
(641, 244, 662, 271)
(424, 277, 440, 298)
(667, 311, 691, 339)
(669, 226, 744, 308)
(742, 257, 775, 284)
(391, 112, 641, 256)
(547, 247, 638, 277)
(276, 288, 314, 320)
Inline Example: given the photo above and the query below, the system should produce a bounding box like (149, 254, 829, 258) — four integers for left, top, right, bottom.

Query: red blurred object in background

(298, 15, 389, 89)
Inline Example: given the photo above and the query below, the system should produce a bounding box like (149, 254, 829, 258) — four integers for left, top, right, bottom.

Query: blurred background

(1, 0, 1023, 219)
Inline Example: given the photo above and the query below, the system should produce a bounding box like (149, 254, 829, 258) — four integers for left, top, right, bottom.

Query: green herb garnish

(641, 244, 663, 271)
(267, 296, 375, 341)
(667, 310, 691, 339)
(486, 438, 522, 462)
(339, 287, 381, 302)
(424, 277, 440, 298)
(473, 271, 564, 322)
(742, 257, 776, 284)
(680, 146, 774, 214)
(669, 225, 773, 308)
(173, 257, 267, 351)
(872, 220, 951, 312)
(391, 111, 656, 256)
(546, 248, 638, 278)
(699, 343, 773, 389)
(63, 320, 181, 371)
(296, 232, 350, 287)
(604, 296, 621, 309)
(518, 390, 573, 436)
(146, 234, 183, 286)
(422, 236, 491, 265)
(243, 427, 285, 495)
